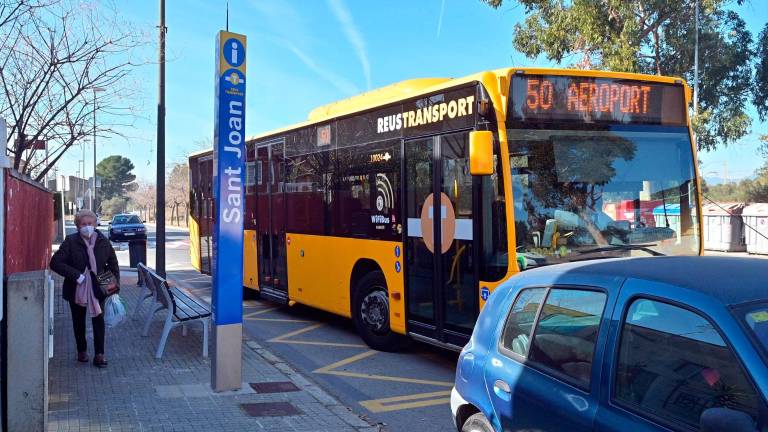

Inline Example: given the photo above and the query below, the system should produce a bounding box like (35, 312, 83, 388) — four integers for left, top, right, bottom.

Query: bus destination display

(509, 75, 686, 126)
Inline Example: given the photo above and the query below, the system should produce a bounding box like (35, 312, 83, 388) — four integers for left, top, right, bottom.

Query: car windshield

(740, 303, 768, 361)
(509, 127, 699, 268)
(113, 215, 141, 224)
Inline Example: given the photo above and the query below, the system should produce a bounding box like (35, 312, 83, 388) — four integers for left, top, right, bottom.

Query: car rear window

(742, 303, 768, 359)
(113, 215, 140, 224)
(527, 289, 606, 389)
(499, 287, 607, 390)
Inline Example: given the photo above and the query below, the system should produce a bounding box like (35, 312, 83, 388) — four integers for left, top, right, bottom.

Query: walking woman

(50, 210, 120, 367)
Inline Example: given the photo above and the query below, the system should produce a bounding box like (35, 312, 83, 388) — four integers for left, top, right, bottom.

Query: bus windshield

(509, 127, 699, 268)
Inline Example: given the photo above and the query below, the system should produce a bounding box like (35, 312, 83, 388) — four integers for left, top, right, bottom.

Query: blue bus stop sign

(212, 30, 246, 392)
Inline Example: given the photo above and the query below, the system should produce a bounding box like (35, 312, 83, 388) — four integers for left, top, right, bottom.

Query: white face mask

(79, 225, 95, 237)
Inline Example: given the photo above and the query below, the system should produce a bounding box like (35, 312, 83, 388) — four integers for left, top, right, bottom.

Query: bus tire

(352, 271, 405, 352)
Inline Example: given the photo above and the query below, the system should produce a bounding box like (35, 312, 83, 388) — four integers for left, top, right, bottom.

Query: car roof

(517, 256, 768, 306)
(112, 214, 139, 221)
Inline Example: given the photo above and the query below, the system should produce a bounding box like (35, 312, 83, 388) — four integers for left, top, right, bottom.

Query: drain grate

(240, 402, 303, 417)
(249, 381, 301, 394)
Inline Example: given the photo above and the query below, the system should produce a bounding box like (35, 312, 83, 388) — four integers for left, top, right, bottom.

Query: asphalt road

(173, 270, 460, 432)
(100, 223, 462, 432)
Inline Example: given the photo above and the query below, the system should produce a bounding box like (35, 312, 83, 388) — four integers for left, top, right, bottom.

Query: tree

(96, 155, 137, 203)
(704, 162, 768, 203)
(760, 134, 768, 159)
(100, 196, 128, 216)
(0, 0, 146, 181)
(128, 181, 156, 223)
(755, 25, 768, 121)
(166, 162, 189, 226)
(483, 0, 768, 152)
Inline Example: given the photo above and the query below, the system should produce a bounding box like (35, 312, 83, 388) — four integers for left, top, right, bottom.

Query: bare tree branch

(0, 0, 150, 181)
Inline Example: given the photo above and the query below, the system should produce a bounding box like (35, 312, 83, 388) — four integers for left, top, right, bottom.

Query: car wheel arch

(455, 403, 481, 431)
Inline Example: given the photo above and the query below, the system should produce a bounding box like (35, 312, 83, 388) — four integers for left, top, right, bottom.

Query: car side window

(500, 288, 547, 357)
(615, 299, 761, 430)
(527, 289, 607, 389)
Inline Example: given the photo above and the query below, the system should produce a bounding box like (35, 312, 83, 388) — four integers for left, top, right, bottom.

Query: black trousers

(69, 300, 105, 355)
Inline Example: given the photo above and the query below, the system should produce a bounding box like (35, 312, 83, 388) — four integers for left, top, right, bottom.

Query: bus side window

(334, 146, 372, 237)
(333, 141, 400, 240)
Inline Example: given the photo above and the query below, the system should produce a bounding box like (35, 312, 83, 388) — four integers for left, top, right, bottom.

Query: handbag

(94, 270, 119, 299)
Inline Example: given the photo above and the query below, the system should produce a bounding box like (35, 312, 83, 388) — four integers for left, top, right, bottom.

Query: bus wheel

(353, 271, 405, 352)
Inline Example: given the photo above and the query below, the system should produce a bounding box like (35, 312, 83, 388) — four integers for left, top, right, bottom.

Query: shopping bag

(104, 294, 127, 328)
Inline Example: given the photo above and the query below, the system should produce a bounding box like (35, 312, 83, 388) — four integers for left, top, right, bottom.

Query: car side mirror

(469, 130, 493, 175)
(700, 408, 756, 432)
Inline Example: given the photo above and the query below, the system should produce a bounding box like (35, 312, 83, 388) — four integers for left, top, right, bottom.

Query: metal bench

(137, 263, 211, 359)
(137, 264, 163, 337)
(133, 263, 154, 319)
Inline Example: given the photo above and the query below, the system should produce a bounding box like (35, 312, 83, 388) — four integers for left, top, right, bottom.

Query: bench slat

(171, 288, 211, 315)
(170, 288, 211, 321)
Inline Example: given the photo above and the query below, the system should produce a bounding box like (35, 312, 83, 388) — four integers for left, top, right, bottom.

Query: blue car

(451, 256, 768, 432)
(108, 213, 147, 242)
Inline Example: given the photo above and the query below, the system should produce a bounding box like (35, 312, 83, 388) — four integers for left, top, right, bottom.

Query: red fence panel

(4, 170, 53, 275)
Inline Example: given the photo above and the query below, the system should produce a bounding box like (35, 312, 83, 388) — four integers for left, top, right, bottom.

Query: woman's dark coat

(50, 230, 120, 302)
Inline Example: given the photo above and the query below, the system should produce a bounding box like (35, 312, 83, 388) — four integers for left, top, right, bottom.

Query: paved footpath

(48, 272, 378, 432)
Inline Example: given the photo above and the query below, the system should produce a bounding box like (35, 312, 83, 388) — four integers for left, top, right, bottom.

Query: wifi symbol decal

(376, 173, 394, 211)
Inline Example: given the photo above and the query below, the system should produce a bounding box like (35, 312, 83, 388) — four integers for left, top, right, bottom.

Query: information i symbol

(231, 42, 238, 65)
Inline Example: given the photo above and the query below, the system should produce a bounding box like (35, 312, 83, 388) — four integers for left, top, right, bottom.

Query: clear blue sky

(56, 0, 767, 183)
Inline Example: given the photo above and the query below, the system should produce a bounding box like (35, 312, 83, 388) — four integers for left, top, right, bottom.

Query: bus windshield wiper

(577, 243, 665, 257)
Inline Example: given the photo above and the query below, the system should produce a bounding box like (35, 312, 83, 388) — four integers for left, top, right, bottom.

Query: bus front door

(254, 140, 289, 304)
(404, 131, 477, 348)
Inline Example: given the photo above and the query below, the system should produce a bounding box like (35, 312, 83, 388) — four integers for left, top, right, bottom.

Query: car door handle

(494, 380, 511, 394)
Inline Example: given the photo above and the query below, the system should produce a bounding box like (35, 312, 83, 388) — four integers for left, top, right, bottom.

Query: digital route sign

(509, 75, 687, 126)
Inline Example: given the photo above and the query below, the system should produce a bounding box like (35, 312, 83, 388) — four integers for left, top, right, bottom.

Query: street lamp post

(156, 0, 167, 277)
(91, 87, 106, 212)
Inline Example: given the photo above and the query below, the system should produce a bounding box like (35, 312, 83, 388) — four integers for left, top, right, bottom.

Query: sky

(54, 0, 768, 184)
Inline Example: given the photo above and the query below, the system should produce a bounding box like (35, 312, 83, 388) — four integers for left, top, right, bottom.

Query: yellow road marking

(268, 323, 324, 341)
(243, 305, 311, 323)
(268, 323, 368, 348)
(359, 390, 452, 413)
(314, 350, 453, 387)
(249, 318, 314, 323)
(256, 310, 454, 412)
(313, 350, 378, 373)
(243, 307, 279, 319)
(278, 340, 368, 348)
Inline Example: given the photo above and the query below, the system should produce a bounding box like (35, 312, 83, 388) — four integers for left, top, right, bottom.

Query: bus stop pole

(211, 30, 246, 392)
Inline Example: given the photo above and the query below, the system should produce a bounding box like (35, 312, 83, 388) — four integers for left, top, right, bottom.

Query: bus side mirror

(469, 131, 493, 176)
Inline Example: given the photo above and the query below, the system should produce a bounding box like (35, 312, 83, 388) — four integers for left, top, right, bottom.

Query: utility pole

(91, 91, 95, 211)
(156, 0, 167, 277)
(82, 142, 86, 208)
(91, 88, 105, 212)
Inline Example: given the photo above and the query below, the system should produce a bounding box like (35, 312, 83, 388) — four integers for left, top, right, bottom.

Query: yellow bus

(189, 68, 702, 351)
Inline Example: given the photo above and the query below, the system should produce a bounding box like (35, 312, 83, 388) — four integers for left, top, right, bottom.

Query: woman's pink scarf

(75, 233, 102, 316)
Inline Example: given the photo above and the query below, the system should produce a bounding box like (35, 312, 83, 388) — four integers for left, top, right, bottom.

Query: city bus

(189, 68, 702, 351)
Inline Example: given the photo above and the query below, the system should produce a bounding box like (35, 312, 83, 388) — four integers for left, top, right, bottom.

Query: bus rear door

(255, 139, 289, 303)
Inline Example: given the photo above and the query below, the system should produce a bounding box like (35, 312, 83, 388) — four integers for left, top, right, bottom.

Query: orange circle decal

(419, 192, 456, 254)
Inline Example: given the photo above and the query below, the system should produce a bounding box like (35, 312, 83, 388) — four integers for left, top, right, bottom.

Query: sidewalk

(48, 272, 377, 431)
